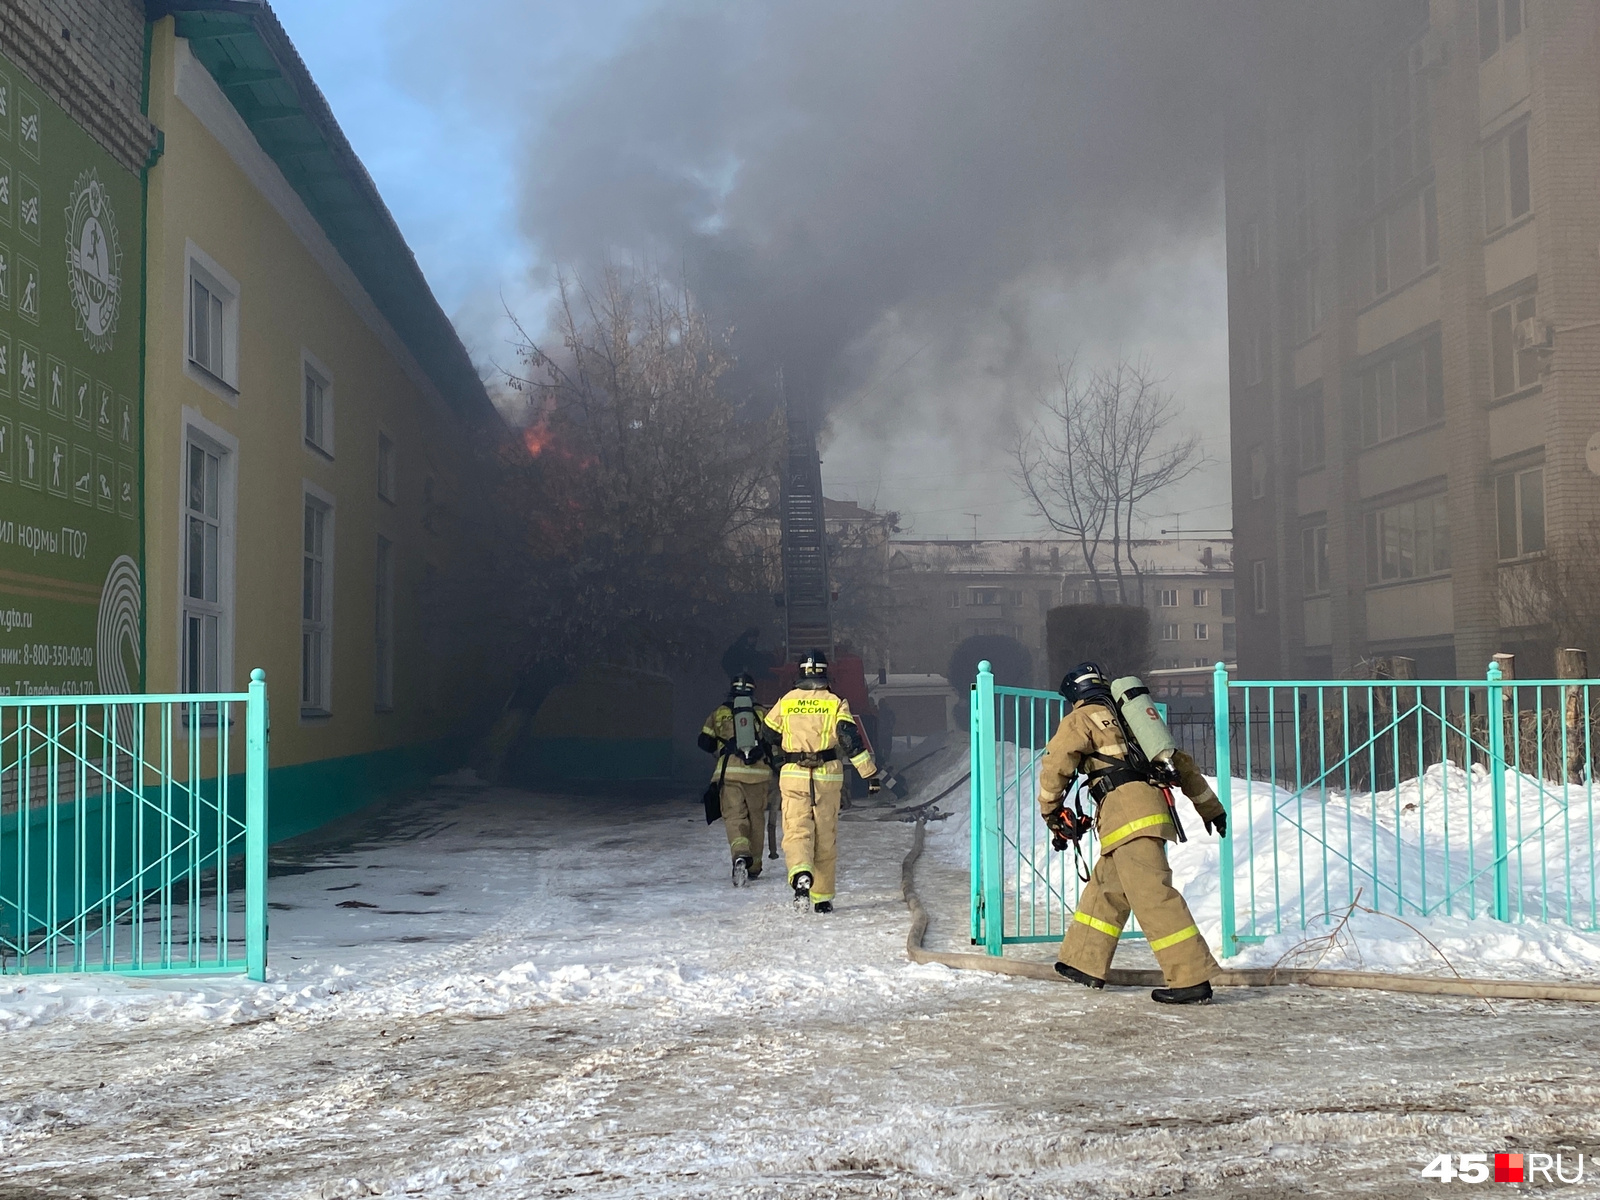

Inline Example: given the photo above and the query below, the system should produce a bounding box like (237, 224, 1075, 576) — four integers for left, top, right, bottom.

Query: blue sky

(268, 0, 655, 371)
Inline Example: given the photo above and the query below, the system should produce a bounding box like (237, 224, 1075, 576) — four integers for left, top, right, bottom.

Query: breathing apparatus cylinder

(730, 692, 762, 762)
(1110, 676, 1179, 783)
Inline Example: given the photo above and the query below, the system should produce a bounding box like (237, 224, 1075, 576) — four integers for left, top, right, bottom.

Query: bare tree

(1012, 355, 1202, 605)
(1011, 359, 1112, 601)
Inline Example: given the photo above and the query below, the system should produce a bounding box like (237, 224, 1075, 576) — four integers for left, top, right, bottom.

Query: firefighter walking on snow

(1039, 661, 1228, 1004)
(699, 673, 777, 886)
(765, 649, 878, 912)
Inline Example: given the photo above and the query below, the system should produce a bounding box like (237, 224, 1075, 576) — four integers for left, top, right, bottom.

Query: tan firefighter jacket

(1036, 700, 1225, 853)
(764, 686, 877, 783)
(700, 702, 777, 784)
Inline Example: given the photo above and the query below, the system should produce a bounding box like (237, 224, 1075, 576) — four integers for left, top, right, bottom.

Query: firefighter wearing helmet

(1039, 661, 1228, 1004)
(699, 673, 777, 886)
(764, 649, 879, 912)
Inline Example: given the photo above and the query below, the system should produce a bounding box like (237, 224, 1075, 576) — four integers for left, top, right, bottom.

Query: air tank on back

(1110, 676, 1179, 783)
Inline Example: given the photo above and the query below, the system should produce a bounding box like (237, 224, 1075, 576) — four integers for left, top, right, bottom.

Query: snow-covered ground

(3, 770, 1600, 1198)
(923, 742, 1600, 982)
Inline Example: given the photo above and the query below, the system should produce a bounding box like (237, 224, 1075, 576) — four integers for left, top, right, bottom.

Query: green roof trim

(146, 1, 500, 427)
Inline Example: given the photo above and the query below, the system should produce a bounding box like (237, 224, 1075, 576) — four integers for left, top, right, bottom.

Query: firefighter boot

(1151, 981, 1213, 1005)
(791, 871, 813, 905)
(1054, 961, 1105, 989)
(732, 856, 753, 888)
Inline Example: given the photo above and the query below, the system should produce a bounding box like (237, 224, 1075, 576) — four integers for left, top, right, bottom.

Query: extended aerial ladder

(779, 409, 833, 661)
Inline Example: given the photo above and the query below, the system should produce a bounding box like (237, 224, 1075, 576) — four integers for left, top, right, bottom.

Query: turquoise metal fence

(0, 670, 268, 979)
(969, 662, 1153, 954)
(972, 659, 1600, 959)
(1217, 660, 1600, 956)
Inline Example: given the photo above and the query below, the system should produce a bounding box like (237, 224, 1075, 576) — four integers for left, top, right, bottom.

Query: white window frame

(1483, 120, 1531, 235)
(302, 349, 334, 458)
(1302, 524, 1330, 595)
(1158, 589, 1179, 608)
(1252, 560, 1269, 614)
(1495, 465, 1545, 561)
(1489, 294, 1539, 399)
(376, 430, 396, 503)
(1160, 623, 1180, 642)
(177, 409, 238, 697)
(375, 534, 395, 712)
(1192, 589, 1209, 608)
(184, 240, 240, 401)
(301, 481, 336, 718)
(1194, 623, 1210, 641)
(1479, 0, 1524, 61)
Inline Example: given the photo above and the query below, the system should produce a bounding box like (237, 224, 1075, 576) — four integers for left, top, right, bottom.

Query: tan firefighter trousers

(720, 777, 769, 868)
(1058, 835, 1219, 988)
(779, 768, 842, 901)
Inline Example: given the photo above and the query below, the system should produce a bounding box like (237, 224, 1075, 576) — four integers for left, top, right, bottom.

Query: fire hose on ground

(899, 818, 1600, 1005)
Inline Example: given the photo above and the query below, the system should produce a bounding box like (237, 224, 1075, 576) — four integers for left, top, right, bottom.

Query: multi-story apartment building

(1228, 0, 1599, 680)
(884, 538, 1233, 686)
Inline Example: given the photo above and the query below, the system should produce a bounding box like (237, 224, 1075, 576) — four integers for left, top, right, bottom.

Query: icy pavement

(3, 780, 1600, 1199)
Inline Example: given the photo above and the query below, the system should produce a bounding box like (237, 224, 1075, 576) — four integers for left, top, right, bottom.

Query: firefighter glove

(1202, 810, 1227, 838)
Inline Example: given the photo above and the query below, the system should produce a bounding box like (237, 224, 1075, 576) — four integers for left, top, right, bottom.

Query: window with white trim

(183, 440, 224, 693)
(375, 535, 394, 711)
(1489, 295, 1538, 399)
(1484, 121, 1530, 234)
(1192, 589, 1209, 607)
(1160, 623, 1180, 642)
(1364, 494, 1451, 582)
(1158, 589, 1179, 608)
(1194, 623, 1210, 641)
(1249, 445, 1267, 500)
(304, 357, 333, 456)
(1479, 0, 1524, 61)
(301, 492, 333, 715)
(187, 250, 239, 390)
(1299, 386, 1325, 470)
(1302, 524, 1329, 595)
(1371, 185, 1437, 300)
(1358, 333, 1443, 447)
(1356, 43, 1430, 211)
(1495, 466, 1545, 560)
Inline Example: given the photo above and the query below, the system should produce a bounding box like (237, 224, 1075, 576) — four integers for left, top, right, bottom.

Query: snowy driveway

(3, 782, 1600, 1199)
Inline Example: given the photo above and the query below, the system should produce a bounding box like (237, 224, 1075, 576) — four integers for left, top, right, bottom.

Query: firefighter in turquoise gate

(699, 673, 777, 886)
(1039, 662, 1228, 1004)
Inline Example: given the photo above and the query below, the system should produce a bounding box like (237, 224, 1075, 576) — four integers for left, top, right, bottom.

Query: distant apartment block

(884, 538, 1233, 685)
(1227, 0, 1600, 679)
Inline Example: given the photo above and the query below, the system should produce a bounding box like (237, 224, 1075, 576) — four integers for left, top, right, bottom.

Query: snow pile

(924, 742, 1600, 981)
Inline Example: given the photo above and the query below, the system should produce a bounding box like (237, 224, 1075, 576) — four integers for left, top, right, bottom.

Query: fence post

(1558, 648, 1588, 784)
(969, 680, 981, 945)
(245, 669, 269, 981)
(1212, 661, 1237, 957)
(1485, 659, 1510, 922)
(975, 661, 1003, 956)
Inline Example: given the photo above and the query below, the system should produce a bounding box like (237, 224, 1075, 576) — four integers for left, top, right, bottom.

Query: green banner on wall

(0, 57, 142, 697)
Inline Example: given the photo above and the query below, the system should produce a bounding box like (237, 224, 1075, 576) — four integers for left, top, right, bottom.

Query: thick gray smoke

(520, 2, 1283, 416)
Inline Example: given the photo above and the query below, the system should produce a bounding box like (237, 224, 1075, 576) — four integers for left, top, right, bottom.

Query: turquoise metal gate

(1, 670, 268, 978)
(971, 660, 1600, 959)
(969, 663, 1150, 955)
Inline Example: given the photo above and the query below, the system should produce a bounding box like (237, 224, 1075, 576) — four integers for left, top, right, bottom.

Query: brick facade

(1227, 0, 1600, 680)
(0, 0, 155, 172)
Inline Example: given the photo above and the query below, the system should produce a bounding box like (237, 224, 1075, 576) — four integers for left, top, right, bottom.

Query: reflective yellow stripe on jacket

(1098, 812, 1173, 852)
